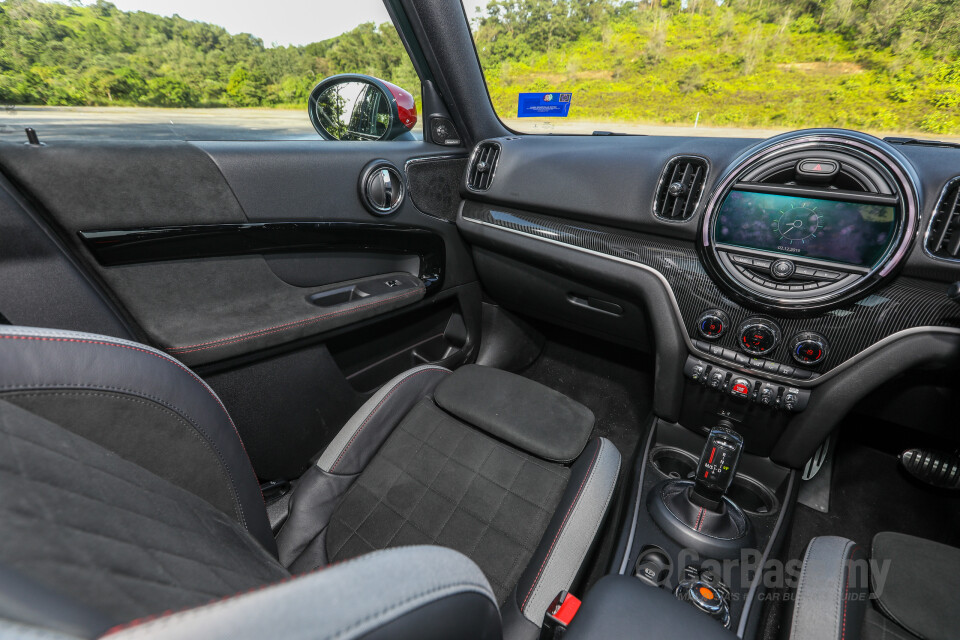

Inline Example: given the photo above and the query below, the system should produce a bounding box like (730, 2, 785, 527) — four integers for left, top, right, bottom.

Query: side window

(0, 0, 421, 142)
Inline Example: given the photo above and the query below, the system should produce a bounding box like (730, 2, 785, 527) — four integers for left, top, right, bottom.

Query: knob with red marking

(791, 332, 828, 366)
(736, 318, 781, 356)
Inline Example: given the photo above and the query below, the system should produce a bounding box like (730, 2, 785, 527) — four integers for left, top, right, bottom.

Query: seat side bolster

(516, 438, 621, 626)
(102, 546, 500, 640)
(789, 536, 869, 640)
(0, 325, 275, 555)
(316, 365, 451, 475)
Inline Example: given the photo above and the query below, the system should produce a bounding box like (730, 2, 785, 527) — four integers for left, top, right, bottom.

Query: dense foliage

(0, 0, 417, 108)
(0, 0, 958, 134)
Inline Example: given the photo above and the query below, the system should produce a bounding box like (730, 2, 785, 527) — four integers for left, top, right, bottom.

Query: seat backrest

(0, 395, 502, 640)
(0, 326, 274, 553)
(0, 398, 288, 637)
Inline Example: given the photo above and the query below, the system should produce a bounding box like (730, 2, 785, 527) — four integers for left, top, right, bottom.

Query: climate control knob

(696, 309, 730, 340)
(791, 332, 828, 366)
(737, 318, 781, 356)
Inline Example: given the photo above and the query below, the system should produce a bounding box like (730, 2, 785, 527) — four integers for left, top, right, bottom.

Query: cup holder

(650, 446, 698, 480)
(649, 446, 779, 516)
(727, 475, 779, 516)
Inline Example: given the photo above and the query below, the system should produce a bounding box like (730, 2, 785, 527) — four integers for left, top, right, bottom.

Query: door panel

(0, 138, 477, 477)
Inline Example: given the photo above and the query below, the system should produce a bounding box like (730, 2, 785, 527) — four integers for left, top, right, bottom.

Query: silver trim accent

(360, 161, 404, 215)
(461, 213, 960, 388)
(700, 134, 921, 307)
(735, 471, 796, 638)
(402, 154, 468, 172)
(619, 420, 658, 575)
(922, 176, 960, 263)
(652, 154, 711, 223)
(465, 141, 502, 192)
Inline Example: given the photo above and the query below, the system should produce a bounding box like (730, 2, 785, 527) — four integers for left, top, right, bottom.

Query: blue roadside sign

(517, 92, 573, 117)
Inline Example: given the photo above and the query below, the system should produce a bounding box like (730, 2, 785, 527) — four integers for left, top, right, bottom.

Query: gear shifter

(648, 421, 754, 557)
(690, 424, 744, 511)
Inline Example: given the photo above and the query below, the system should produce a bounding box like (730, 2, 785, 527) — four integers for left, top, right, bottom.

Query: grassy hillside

(478, 8, 960, 134)
(1, 0, 958, 135)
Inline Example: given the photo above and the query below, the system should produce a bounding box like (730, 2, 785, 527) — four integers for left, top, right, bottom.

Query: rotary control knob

(696, 309, 730, 340)
(737, 318, 781, 356)
(791, 332, 828, 366)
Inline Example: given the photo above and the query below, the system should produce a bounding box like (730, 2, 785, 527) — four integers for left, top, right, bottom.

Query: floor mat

(518, 332, 653, 461)
(786, 438, 960, 563)
(517, 325, 655, 593)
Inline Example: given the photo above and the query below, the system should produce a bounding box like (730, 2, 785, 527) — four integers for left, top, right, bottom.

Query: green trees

(0, 0, 412, 108)
(0, 0, 957, 135)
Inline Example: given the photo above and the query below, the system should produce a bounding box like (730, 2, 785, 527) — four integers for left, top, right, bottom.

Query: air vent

(654, 156, 708, 220)
(467, 142, 501, 191)
(927, 178, 960, 259)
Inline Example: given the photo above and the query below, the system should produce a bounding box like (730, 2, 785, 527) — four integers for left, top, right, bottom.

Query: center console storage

(564, 575, 736, 639)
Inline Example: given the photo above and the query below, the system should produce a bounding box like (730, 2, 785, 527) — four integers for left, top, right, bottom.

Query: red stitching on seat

(520, 440, 602, 613)
(167, 289, 422, 354)
(0, 334, 262, 506)
(102, 559, 347, 635)
(841, 545, 860, 640)
(329, 368, 446, 472)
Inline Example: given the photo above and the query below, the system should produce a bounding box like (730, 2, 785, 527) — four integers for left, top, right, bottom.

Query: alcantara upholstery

(0, 326, 619, 640)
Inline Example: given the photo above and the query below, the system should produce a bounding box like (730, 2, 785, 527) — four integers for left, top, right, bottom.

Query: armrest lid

(564, 576, 738, 640)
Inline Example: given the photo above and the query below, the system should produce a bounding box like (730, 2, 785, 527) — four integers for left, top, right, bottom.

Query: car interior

(1, 1, 959, 639)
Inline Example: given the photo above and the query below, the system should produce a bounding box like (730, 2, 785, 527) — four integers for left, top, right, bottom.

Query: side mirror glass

(308, 74, 417, 142)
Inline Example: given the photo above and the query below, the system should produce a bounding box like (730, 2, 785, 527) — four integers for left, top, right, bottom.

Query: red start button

(730, 378, 751, 398)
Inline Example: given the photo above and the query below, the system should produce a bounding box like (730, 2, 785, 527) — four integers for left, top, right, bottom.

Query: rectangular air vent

(926, 178, 960, 259)
(467, 142, 501, 191)
(654, 156, 708, 221)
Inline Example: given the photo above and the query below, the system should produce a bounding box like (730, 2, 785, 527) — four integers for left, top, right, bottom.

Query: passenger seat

(0, 326, 620, 640)
(788, 533, 960, 640)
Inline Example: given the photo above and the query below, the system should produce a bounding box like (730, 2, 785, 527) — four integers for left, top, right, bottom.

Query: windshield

(461, 0, 960, 140)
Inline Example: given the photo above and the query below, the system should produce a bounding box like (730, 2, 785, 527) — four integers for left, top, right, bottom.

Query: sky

(99, 0, 489, 47)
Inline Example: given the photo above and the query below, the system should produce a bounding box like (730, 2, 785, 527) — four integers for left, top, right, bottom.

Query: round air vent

(698, 130, 920, 314)
(359, 160, 405, 215)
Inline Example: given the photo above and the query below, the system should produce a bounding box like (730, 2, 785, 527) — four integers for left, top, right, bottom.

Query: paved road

(0, 106, 322, 141)
(2, 106, 956, 143)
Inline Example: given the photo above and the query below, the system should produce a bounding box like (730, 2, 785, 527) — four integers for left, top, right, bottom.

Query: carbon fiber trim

(462, 202, 960, 377)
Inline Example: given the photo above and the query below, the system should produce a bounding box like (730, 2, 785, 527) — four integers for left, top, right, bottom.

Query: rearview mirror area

(308, 74, 417, 142)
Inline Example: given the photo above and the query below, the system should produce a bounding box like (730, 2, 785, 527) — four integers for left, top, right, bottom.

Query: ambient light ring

(699, 131, 920, 313)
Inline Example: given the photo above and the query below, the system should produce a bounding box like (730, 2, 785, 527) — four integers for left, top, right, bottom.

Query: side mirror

(308, 74, 417, 141)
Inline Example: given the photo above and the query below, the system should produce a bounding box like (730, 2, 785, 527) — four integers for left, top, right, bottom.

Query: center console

(614, 419, 794, 636)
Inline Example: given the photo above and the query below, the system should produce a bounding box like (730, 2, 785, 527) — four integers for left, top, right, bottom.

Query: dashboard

(456, 128, 960, 465)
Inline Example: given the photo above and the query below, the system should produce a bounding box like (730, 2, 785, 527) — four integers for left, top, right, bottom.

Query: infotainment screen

(714, 190, 898, 267)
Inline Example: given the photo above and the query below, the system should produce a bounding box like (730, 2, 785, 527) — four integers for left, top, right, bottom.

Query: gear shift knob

(691, 423, 744, 511)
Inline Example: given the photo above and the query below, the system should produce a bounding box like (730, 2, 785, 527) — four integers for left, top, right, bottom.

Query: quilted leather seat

(0, 326, 620, 640)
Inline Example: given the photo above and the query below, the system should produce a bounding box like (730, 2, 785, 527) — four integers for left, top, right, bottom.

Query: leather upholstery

(870, 532, 959, 640)
(0, 326, 618, 640)
(564, 575, 737, 639)
(0, 326, 274, 554)
(513, 437, 620, 626)
(105, 547, 500, 640)
(789, 536, 870, 640)
(277, 365, 452, 569)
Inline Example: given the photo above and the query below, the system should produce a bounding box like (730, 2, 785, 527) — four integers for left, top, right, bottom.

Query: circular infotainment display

(699, 130, 920, 313)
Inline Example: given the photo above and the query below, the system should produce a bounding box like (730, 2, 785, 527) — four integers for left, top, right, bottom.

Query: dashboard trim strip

(461, 210, 960, 388)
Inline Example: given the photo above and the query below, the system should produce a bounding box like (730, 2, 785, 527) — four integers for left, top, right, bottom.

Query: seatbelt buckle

(544, 590, 581, 638)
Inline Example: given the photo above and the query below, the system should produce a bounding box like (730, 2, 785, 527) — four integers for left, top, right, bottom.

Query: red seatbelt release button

(546, 590, 581, 628)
